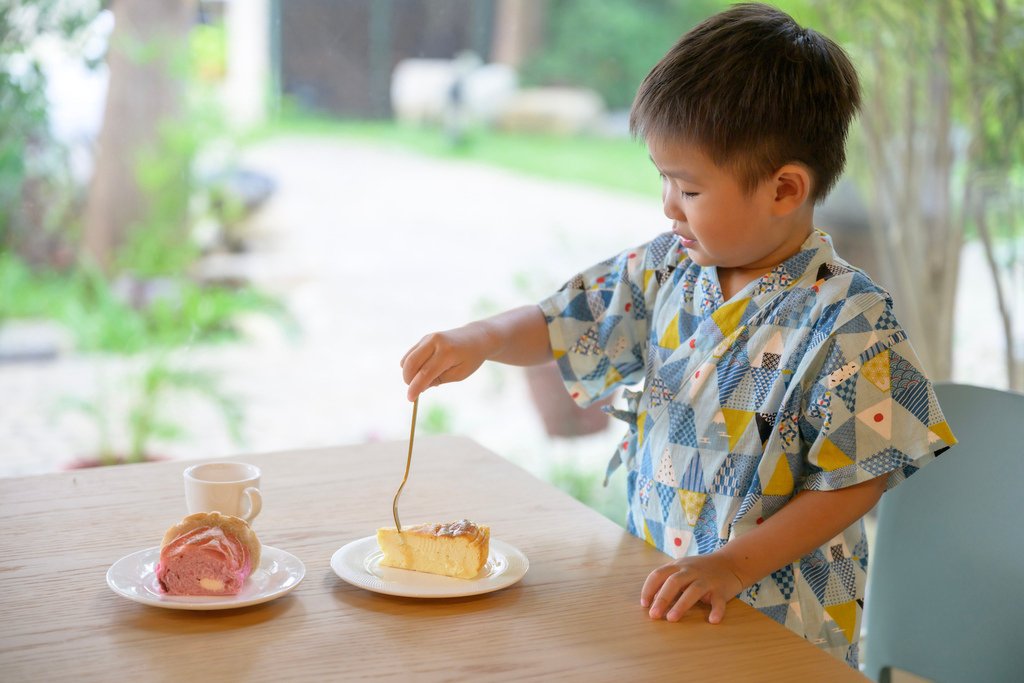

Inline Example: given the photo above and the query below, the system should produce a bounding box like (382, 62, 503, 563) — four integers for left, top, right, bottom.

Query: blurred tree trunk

(817, 0, 1023, 384)
(491, 0, 546, 67)
(858, 0, 960, 382)
(83, 0, 196, 273)
(961, 0, 1024, 391)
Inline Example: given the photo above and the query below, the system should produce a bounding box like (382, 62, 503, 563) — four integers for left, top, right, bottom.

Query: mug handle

(241, 486, 262, 524)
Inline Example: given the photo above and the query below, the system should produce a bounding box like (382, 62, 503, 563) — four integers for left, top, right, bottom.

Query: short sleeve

(800, 294, 957, 492)
(539, 233, 680, 408)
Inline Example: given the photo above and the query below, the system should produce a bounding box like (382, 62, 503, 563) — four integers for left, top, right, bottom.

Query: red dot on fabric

(571, 392, 580, 399)
(622, 442, 629, 449)
(874, 413, 884, 422)
(597, 277, 605, 283)
(629, 252, 637, 258)
(689, 339, 696, 349)
(756, 517, 764, 525)
(625, 303, 632, 312)
(674, 537, 682, 547)
(695, 370, 701, 379)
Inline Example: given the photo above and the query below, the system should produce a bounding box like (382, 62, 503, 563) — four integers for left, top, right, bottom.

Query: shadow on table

(324, 569, 526, 617)
(109, 592, 305, 635)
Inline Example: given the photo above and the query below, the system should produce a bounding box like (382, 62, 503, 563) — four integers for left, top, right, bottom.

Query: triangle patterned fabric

(539, 230, 957, 666)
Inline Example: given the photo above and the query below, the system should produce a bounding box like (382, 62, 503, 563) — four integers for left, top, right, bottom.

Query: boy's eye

(681, 191, 699, 199)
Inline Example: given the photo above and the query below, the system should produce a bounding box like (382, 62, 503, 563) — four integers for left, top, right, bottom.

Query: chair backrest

(863, 382, 1024, 683)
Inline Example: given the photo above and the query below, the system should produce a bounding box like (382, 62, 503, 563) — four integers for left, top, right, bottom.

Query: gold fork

(392, 396, 418, 534)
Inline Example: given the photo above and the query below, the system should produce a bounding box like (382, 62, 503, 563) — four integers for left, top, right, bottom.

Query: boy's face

(647, 138, 808, 277)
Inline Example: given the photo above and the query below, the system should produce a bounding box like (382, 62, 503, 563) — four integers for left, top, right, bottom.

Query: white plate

(106, 545, 305, 610)
(331, 535, 529, 598)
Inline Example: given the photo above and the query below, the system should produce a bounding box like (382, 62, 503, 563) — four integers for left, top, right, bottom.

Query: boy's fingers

(400, 336, 431, 369)
(707, 594, 728, 624)
(649, 569, 691, 618)
(407, 369, 438, 401)
(406, 378, 429, 402)
(640, 564, 676, 608)
(665, 582, 705, 622)
(407, 348, 460, 399)
(401, 344, 435, 385)
(434, 363, 468, 386)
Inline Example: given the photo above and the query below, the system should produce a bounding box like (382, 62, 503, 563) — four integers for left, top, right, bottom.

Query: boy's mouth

(675, 232, 698, 249)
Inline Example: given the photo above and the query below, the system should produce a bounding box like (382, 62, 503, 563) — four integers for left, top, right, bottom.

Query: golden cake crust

(403, 520, 487, 540)
(376, 519, 490, 579)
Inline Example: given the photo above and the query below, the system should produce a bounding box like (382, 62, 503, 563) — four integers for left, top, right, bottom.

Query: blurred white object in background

(390, 56, 517, 127)
(37, 9, 113, 184)
(494, 87, 606, 136)
(223, 0, 270, 130)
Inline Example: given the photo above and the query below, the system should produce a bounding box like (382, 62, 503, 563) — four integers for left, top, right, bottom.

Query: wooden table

(0, 436, 865, 681)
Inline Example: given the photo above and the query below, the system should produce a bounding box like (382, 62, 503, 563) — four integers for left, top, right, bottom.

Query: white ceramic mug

(183, 462, 262, 523)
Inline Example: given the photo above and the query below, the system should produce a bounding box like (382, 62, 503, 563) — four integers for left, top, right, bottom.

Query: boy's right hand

(400, 305, 552, 402)
(400, 323, 493, 402)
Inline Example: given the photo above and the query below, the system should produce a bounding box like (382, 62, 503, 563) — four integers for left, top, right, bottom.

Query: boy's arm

(402, 305, 551, 401)
(642, 474, 887, 623)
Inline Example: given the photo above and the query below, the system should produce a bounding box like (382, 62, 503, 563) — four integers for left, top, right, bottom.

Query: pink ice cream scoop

(156, 525, 253, 596)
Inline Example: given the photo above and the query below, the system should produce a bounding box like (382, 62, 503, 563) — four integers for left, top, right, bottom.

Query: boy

(401, 3, 956, 667)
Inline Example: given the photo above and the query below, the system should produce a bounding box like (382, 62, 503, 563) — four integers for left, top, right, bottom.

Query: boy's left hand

(641, 553, 745, 624)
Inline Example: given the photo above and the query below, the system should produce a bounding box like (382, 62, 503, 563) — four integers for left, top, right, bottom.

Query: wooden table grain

(0, 435, 865, 682)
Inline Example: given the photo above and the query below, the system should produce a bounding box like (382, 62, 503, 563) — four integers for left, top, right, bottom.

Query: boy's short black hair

(630, 3, 861, 203)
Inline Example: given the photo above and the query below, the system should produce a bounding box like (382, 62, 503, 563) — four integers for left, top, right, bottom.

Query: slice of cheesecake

(376, 519, 490, 579)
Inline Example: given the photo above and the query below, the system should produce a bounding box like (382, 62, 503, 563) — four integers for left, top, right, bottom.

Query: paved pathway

(0, 137, 658, 503)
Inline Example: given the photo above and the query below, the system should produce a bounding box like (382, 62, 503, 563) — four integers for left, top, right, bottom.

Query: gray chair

(864, 382, 1024, 683)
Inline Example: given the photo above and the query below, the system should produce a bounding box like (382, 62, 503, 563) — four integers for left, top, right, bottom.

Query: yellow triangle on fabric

(825, 600, 859, 644)
(721, 408, 756, 451)
(678, 489, 707, 526)
(713, 326, 746, 359)
(604, 366, 624, 388)
(660, 313, 681, 350)
(637, 411, 648, 445)
(642, 519, 655, 546)
(929, 420, 956, 446)
(552, 349, 566, 360)
(711, 297, 750, 337)
(817, 438, 854, 472)
(861, 350, 891, 392)
(644, 269, 656, 291)
(763, 456, 794, 496)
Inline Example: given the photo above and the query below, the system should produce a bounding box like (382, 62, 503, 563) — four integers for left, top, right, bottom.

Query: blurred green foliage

(420, 402, 454, 435)
(190, 21, 227, 82)
(0, 8, 291, 342)
(805, 0, 1024, 176)
(56, 350, 244, 465)
(0, 251, 293, 354)
(0, 62, 46, 246)
(548, 459, 627, 526)
(520, 0, 727, 109)
(1, 6, 293, 462)
(116, 110, 227, 278)
(0, 0, 100, 259)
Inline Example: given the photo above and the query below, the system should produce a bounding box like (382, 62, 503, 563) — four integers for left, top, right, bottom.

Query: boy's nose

(662, 193, 686, 222)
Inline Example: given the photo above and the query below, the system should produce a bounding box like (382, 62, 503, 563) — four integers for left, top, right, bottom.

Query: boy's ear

(770, 164, 811, 215)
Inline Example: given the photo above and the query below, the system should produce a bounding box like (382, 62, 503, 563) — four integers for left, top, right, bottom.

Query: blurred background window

(1, 1, 1021, 527)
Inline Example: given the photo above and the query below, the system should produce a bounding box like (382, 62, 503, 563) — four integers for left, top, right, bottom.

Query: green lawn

(255, 115, 659, 198)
